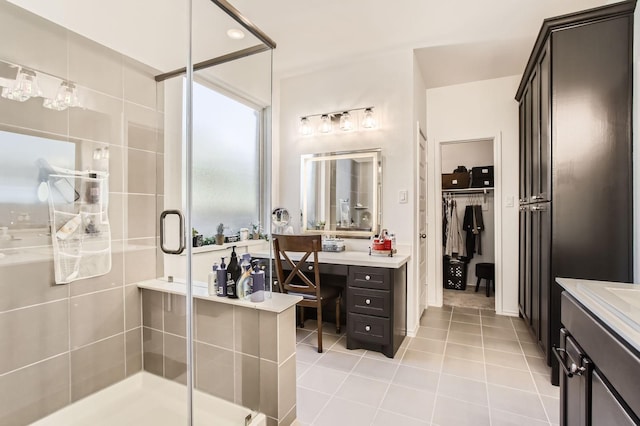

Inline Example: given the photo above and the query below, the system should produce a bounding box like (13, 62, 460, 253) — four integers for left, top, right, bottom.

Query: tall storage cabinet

(516, 1, 635, 385)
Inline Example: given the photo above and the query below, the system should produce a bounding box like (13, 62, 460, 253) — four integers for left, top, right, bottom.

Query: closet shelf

(442, 187, 494, 194)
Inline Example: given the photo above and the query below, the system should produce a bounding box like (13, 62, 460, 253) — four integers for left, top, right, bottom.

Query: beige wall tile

(259, 359, 278, 418)
(142, 289, 163, 330)
(195, 342, 234, 402)
(195, 299, 233, 350)
(68, 32, 123, 98)
(108, 194, 124, 241)
(0, 354, 69, 426)
(107, 144, 124, 193)
(164, 333, 187, 385)
(70, 251, 124, 297)
(259, 311, 278, 362)
(156, 153, 165, 195)
(125, 284, 142, 330)
(126, 328, 142, 376)
(278, 306, 296, 364)
(279, 405, 297, 426)
(0, 300, 68, 374)
(70, 334, 125, 402)
(0, 2, 68, 79)
(127, 148, 157, 195)
(235, 307, 260, 357)
(126, 194, 157, 239)
(278, 355, 297, 419)
(124, 246, 157, 284)
(143, 326, 163, 376)
(125, 102, 160, 152)
(235, 353, 260, 410)
(0, 96, 68, 136)
(0, 259, 64, 312)
(69, 88, 123, 145)
(123, 58, 159, 109)
(164, 293, 186, 337)
(69, 288, 124, 349)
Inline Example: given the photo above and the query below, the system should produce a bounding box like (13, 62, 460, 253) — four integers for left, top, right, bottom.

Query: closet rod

(441, 188, 493, 195)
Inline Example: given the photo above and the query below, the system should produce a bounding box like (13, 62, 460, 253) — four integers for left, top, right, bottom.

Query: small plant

(192, 227, 199, 237)
(216, 223, 224, 236)
(215, 223, 225, 245)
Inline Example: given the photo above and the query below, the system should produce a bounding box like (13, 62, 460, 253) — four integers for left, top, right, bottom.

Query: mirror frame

(300, 148, 382, 238)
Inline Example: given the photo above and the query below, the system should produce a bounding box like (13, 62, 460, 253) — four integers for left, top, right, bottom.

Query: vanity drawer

(349, 266, 391, 290)
(278, 260, 348, 277)
(348, 287, 390, 317)
(348, 313, 389, 345)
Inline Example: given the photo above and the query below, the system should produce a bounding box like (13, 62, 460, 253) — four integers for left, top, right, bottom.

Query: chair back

(272, 234, 321, 297)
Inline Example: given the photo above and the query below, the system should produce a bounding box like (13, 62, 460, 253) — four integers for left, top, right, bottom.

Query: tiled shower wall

(0, 2, 163, 425)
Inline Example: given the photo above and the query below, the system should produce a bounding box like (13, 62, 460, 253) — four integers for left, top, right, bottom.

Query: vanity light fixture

(1, 67, 41, 102)
(298, 106, 376, 135)
(43, 81, 80, 111)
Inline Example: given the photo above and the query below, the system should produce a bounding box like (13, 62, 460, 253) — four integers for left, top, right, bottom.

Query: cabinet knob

(365, 325, 371, 332)
(365, 275, 371, 281)
(307, 265, 313, 271)
(365, 299, 371, 305)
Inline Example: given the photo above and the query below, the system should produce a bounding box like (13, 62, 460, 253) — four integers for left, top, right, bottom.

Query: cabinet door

(519, 99, 527, 204)
(518, 207, 528, 316)
(592, 370, 637, 425)
(538, 203, 551, 355)
(559, 330, 590, 426)
(538, 44, 551, 201)
(523, 86, 532, 203)
(530, 69, 541, 201)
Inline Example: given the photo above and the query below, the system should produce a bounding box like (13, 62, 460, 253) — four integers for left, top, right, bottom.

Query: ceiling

(10, 0, 610, 88)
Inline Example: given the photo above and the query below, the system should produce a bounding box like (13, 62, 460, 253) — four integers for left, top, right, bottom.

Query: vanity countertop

(557, 278, 640, 352)
(137, 278, 302, 314)
(250, 248, 410, 269)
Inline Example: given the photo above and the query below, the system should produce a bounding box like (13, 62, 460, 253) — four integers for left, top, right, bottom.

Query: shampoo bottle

(207, 262, 218, 296)
(216, 257, 227, 297)
(236, 255, 252, 300)
(226, 246, 241, 299)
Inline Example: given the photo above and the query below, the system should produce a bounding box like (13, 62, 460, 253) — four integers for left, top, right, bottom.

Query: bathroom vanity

(253, 249, 409, 358)
(556, 278, 640, 425)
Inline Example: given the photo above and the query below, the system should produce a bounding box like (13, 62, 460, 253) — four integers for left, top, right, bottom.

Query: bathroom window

(190, 80, 262, 238)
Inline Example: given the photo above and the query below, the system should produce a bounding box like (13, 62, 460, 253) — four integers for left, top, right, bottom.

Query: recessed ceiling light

(227, 29, 245, 40)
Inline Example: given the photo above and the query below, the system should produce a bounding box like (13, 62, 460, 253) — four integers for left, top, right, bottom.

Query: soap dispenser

(250, 260, 265, 302)
(236, 256, 252, 300)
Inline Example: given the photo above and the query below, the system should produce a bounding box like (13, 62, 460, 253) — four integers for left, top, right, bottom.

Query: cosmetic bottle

(250, 260, 265, 302)
(56, 215, 82, 240)
(208, 263, 218, 296)
(237, 256, 252, 300)
(226, 272, 237, 299)
(216, 257, 227, 297)
(228, 246, 242, 284)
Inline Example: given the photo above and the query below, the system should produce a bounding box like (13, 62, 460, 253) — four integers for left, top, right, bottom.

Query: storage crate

(443, 257, 467, 290)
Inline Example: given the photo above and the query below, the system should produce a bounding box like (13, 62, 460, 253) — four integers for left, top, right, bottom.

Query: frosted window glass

(191, 81, 260, 237)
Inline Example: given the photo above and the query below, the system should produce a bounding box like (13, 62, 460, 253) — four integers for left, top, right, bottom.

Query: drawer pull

(308, 265, 313, 271)
(365, 325, 371, 332)
(365, 275, 371, 281)
(365, 299, 371, 305)
(552, 346, 586, 378)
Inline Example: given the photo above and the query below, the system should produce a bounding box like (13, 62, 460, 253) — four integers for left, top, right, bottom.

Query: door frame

(430, 133, 503, 313)
(415, 122, 428, 318)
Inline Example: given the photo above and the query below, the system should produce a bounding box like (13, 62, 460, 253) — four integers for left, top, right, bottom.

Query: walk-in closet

(440, 139, 495, 310)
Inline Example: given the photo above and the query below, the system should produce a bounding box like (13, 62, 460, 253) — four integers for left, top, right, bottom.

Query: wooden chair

(273, 234, 341, 353)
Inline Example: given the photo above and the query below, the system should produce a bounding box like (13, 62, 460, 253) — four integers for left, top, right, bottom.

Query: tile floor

(293, 306, 559, 426)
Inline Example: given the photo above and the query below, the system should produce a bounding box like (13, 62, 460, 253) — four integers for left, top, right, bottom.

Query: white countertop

(557, 278, 640, 352)
(137, 278, 302, 314)
(250, 248, 409, 269)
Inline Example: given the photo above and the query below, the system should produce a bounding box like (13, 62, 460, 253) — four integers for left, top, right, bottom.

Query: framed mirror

(301, 148, 381, 238)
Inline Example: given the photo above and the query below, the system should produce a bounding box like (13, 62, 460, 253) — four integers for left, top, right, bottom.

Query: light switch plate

(506, 195, 514, 207)
(399, 190, 408, 204)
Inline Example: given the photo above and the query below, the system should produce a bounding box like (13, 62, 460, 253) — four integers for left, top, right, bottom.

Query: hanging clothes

(462, 202, 484, 260)
(445, 199, 465, 257)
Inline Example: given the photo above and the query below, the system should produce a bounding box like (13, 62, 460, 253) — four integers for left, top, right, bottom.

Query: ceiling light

(362, 108, 377, 129)
(339, 111, 353, 131)
(299, 117, 313, 136)
(227, 29, 245, 40)
(1, 67, 41, 102)
(319, 114, 332, 133)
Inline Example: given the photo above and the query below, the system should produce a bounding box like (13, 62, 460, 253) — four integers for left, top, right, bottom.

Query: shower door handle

(160, 209, 185, 254)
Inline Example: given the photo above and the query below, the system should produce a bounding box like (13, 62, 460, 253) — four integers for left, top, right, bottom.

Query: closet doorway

(438, 137, 501, 311)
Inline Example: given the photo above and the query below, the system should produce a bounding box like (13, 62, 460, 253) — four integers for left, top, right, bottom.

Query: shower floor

(31, 372, 265, 426)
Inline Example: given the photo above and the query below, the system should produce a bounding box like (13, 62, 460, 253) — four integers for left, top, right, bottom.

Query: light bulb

(362, 108, 376, 128)
(339, 111, 353, 131)
(300, 117, 313, 136)
(319, 114, 332, 133)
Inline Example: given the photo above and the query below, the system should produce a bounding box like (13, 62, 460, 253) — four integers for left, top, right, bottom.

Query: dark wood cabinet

(516, 1, 635, 385)
(558, 293, 640, 425)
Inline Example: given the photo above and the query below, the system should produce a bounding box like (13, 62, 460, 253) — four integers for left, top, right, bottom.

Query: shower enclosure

(0, 0, 276, 424)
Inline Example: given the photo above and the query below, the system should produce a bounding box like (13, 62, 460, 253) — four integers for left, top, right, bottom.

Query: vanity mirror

(301, 148, 381, 237)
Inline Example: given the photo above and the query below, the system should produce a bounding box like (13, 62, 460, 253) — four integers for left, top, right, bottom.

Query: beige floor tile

(392, 364, 439, 393)
(483, 337, 523, 354)
(491, 408, 551, 426)
(416, 326, 448, 341)
(482, 325, 518, 341)
(401, 349, 443, 372)
(331, 336, 366, 355)
(352, 357, 399, 382)
(296, 387, 331, 424)
(315, 350, 361, 373)
(442, 356, 486, 381)
(532, 372, 559, 398)
(445, 342, 484, 362)
(486, 364, 537, 392)
(450, 321, 481, 335)
(521, 342, 545, 358)
(452, 312, 481, 324)
(484, 348, 528, 370)
(379, 384, 436, 421)
(480, 315, 514, 329)
(299, 332, 341, 350)
(335, 375, 389, 407)
(408, 337, 446, 355)
(420, 317, 450, 330)
(437, 373, 488, 406)
(488, 384, 548, 421)
(452, 306, 480, 316)
(297, 365, 348, 394)
(313, 396, 378, 426)
(432, 395, 491, 426)
(448, 330, 483, 347)
(526, 355, 551, 375)
(372, 409, 430, 426)
(541, 395, 559, 424)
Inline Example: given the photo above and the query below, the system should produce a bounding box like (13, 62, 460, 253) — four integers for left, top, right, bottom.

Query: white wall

(427, 75, 520, 315)
(276, 48, 426, 333)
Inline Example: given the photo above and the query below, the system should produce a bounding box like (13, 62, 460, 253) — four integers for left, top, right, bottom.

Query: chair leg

(335, 296, 341, 334)
(298, 306, 305, 328)
(316, 303, 323, 353)
(475, 277, 481, 292)
(486, 279, 490, 297)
